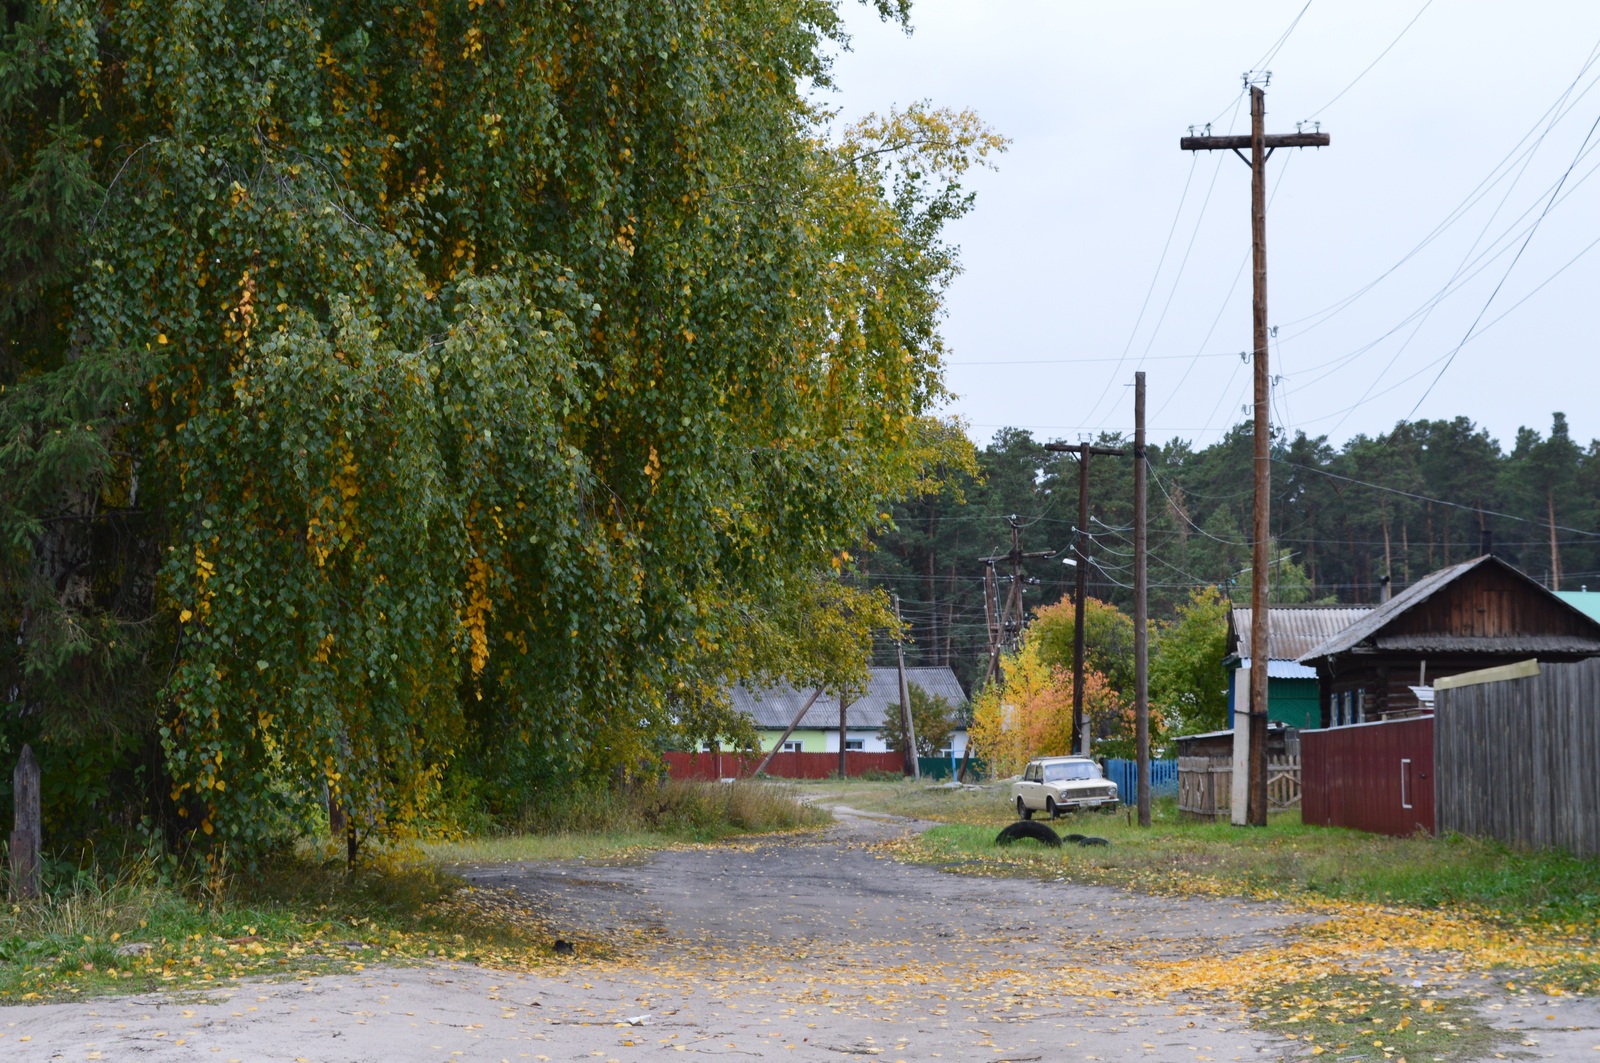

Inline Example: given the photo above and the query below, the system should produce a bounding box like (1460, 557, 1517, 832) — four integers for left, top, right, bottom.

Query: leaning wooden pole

(894, 594, 919, 779)
(752, 687, 825, 777)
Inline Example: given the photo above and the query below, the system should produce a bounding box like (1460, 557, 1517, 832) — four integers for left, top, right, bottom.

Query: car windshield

(1042, 762, 1100, 783)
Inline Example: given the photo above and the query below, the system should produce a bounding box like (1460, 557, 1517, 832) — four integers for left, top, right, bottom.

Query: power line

(1303, 0, 1434, 120)
(1272, 457, 1600, 538)
(947, 351, 1241, 367)
(1407, 105, 1600, 417)
(1251, 0, 1314, 71)
(1272, 40, 1600, 336)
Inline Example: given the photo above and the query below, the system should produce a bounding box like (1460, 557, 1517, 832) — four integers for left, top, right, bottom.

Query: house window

(844, 739, 864, 751)
(1357, 689, 1368, 724)
(701, 741, 715, 753)
(781, 740, 802, 753)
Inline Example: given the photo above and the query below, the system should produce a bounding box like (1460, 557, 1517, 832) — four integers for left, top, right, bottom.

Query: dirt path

(2, 806, 1592, 1061)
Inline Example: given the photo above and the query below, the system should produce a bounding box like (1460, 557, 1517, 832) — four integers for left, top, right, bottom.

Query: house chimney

(1479, 527, 1493, 558)
(1380, 574, 1392, 603)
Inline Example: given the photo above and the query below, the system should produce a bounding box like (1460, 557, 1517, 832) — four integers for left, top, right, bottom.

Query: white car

(1011, 756, 1119, 819)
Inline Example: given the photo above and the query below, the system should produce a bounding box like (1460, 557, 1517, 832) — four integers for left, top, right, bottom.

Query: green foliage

(1150, 586, 1230, 736)
(879, 680, 957, 757)
(1029, 595, 1138, 695)
(0, 1, 1001, 859)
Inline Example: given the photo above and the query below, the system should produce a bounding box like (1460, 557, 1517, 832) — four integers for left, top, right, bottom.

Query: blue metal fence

(1103, 758, 1179, 805)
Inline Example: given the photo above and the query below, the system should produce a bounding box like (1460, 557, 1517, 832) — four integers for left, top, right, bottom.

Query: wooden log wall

(1435, 658, 1600, 856)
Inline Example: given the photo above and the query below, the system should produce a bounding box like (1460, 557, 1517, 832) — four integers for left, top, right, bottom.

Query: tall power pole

(1133, 373, 1151, 828)
(1182, 81, 1329, 826)
(960, 516, 1055, 783)
(979, 515, 1058, 679)
(1044, 441, 1125, 756)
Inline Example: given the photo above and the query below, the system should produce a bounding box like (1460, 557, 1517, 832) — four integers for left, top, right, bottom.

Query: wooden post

(1133, 373, 1151, 828)
(10, 744, 41, 900)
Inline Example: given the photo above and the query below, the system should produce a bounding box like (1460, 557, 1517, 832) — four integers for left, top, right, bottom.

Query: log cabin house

(1298, 554, 1600, 727)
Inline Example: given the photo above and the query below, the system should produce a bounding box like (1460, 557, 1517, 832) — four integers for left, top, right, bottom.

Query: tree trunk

(10, 746, 41, 901)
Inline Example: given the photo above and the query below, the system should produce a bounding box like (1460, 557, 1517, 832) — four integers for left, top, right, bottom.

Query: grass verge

(838, 780, 1600, 926)
(0, 780, 825, 1003)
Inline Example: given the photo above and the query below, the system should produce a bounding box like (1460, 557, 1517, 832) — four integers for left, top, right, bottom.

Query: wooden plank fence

(1435, 657, 1600, 856)
(1178, 755, 1300, 820)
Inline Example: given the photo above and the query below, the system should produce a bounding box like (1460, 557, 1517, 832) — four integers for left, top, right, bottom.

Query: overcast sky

(825, 1, 1600, 454)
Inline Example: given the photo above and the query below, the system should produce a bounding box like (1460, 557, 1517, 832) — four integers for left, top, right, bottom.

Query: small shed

(1298, 555, 1600, 728)
(1226, 605, 1371, 730)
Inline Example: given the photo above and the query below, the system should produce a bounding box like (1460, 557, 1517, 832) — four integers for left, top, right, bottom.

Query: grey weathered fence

(1435, 657, 1600, 856)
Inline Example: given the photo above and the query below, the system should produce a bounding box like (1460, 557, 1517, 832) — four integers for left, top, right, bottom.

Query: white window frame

(844, 739, 864, 752)
(1400, 758, 1413, 809)
(780, 740, 802, 753)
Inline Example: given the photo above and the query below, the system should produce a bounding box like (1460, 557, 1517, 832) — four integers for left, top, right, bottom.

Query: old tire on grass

(995, 820, 1062, 848)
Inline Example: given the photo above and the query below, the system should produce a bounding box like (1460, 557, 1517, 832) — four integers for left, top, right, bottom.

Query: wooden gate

(1178, 756, 1231, 820)
(1268, 755, 1302, 810)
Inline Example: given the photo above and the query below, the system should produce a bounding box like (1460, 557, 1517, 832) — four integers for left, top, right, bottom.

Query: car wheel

(1045, 796, 1059, 819)
(1016, 797, 1032, 820)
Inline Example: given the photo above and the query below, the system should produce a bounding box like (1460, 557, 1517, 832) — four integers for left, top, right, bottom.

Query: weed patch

(1247, 974, 1505, 1061)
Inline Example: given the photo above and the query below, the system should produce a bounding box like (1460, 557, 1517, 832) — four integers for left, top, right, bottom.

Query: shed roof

(1228, 605, 1371, 661)
(732, 666, 968, 731)
(1299, 554, 1600, 663)
(1557, 591, 1600, 623)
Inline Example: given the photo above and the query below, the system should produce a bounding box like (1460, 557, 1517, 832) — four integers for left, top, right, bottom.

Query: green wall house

(721, 666, 970, 759)
(1225, 605, 1370, 731)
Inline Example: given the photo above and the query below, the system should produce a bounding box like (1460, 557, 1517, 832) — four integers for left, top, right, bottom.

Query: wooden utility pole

(1133, 373, 1151, 828)
(894, 594, 919, 779)
(1182, 81, 1329, 826)
(1043, 442, 1125, 756)
(10, 744, 41, 900)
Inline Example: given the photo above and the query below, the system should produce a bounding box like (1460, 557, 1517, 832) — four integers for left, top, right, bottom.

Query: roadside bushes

(512, 780, 826, 839)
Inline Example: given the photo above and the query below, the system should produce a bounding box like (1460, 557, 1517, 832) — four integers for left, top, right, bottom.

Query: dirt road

(2, 805, 1590, 1061)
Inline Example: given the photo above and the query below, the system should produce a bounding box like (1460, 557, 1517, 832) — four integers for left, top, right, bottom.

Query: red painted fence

(662, 750, 904, 781)
(1302, 716, 1435, 836)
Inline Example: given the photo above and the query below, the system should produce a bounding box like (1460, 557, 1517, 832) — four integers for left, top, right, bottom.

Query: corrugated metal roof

(1234, 657, 1319, 679)
(1228, 605, 1371, 661)
(732, 666, 968, 730)
(1557, 591, 1600, 623)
